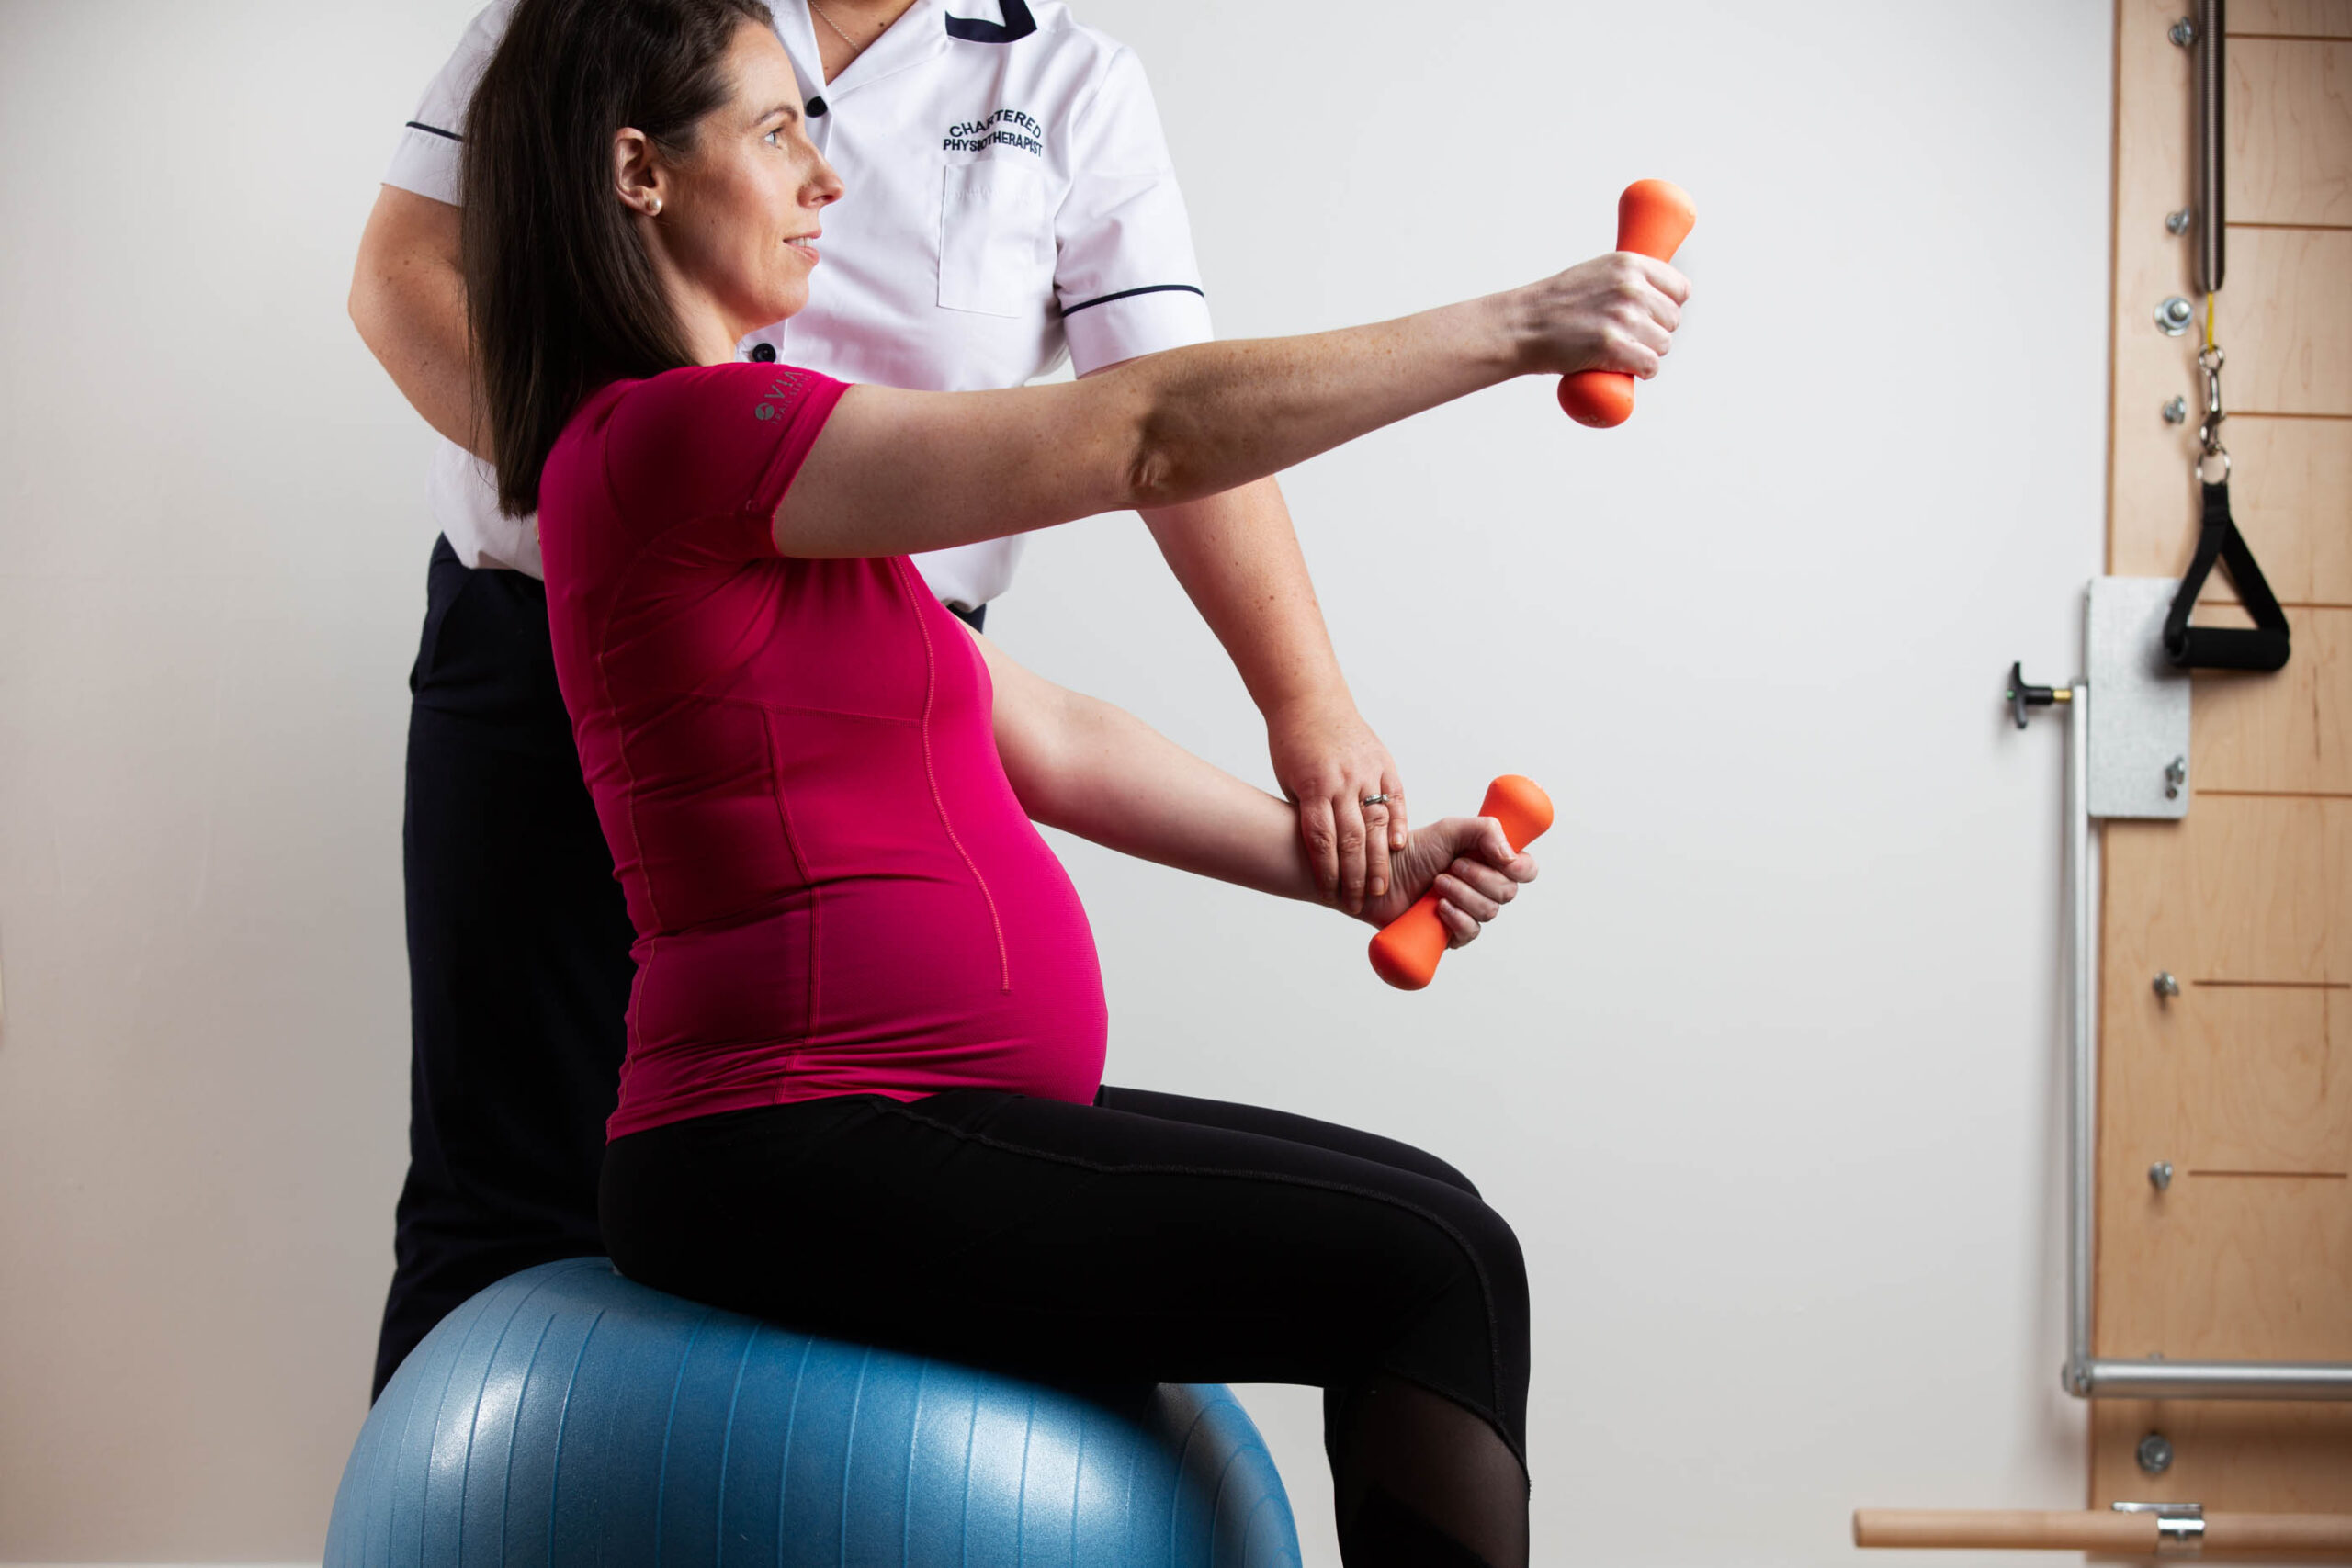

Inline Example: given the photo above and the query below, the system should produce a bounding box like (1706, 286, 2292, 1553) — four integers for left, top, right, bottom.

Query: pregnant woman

(465, 3, 1687, 1563)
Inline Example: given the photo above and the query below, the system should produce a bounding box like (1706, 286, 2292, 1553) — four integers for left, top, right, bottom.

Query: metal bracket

(2115, 1501, 2206, 1556)
(2087, 579, 2192, 820)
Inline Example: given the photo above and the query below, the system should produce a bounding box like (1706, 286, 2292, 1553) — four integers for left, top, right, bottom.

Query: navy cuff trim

(405, 120, 462, 142)
(1060, 283, 1206, 319)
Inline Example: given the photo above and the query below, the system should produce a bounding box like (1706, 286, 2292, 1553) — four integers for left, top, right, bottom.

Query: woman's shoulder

(563, 362, 852, 539)
(596, 362, 844, 453)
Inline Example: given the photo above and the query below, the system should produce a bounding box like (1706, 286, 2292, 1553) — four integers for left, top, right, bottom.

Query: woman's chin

(764, 282, 810, 322)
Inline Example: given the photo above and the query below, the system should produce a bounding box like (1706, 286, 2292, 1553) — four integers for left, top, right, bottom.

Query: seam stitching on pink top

(588, 418, 672, 940)
(690, 694, 919, 728)
(902, 558, 1011, 995)
(760, 710, 821, 1097)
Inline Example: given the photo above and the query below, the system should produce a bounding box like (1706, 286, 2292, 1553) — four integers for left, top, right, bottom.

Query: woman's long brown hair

(461, 0, 774, 517)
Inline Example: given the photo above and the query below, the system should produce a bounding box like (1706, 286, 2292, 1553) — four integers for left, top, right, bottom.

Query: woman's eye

(764, 129, 781, 146)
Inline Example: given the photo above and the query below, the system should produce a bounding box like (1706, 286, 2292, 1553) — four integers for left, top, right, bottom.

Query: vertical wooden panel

(2103, 978, 2349, 1173)
(2228, 39, 2352, 223)
(2091, 1404, 2352, 1512)
(2214, 229, 2352, 414)
(2193, 605, 2352, 792)
(2232, 0, 2352, 38)
(2103, 801, 2335, 986)
(2109, 0, 2202, 579)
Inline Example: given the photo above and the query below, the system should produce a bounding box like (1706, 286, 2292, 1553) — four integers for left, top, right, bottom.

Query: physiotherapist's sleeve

(382, 0, 519, 205)
(1054, 47, 1216, 377)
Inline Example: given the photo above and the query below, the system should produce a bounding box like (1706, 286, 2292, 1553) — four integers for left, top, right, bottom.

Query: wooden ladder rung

(1853, 1507, 2352, 1553)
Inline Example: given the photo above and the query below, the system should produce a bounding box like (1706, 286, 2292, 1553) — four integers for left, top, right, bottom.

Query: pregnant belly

(616, 871, 1107, 1133)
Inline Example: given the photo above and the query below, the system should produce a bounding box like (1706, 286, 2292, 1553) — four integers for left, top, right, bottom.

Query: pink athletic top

(536, 362, 1109, 1139)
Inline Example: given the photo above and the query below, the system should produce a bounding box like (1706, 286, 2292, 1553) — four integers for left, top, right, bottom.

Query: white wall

(0, 1, 2111, 1562)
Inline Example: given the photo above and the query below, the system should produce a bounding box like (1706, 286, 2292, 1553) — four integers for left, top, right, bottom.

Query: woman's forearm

(1034, 694, 1318, 900)
(979, 639, 1318, 900)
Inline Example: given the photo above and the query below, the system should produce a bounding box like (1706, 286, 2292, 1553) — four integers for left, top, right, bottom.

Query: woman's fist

(1356, 814, 1539, 948)
(1513, 252, 1690, 382)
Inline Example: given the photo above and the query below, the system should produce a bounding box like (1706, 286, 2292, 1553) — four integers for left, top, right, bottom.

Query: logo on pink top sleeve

(755, 370, 808, 423)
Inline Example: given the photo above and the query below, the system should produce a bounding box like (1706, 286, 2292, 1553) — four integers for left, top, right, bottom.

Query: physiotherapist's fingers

(1361, 797, 1393, 903)
(1381, 768, 1408, 852)
(1299, 795, 1340, 904)
(1334, 795, 1371, 915)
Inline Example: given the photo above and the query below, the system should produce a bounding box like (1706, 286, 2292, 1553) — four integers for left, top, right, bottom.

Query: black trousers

(601, 1085, 1531, 1462)
(374, 537, 638, 1397)
(376, 540, 988, 1397)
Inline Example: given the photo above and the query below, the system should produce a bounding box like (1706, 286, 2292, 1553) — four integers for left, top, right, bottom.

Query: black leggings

(602, 1086, 1532, 1567)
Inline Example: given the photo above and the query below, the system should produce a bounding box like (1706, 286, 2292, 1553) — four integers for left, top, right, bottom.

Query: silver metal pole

(2054, 669, 2352, 1401)
(2086, 1359, 2352, 1400)
(2196, 0, 2226, 295)
(2064, 681, 2096, 1397)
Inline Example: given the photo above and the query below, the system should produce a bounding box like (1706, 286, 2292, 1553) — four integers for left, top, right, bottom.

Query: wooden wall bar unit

(2109, 12, 2352, 604)
(2098, 0, 2352, 1522)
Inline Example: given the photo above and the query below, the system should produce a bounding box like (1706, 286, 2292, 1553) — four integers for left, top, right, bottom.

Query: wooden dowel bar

(1853, 1508, 2352, 1552)
(1854, 1511, 2154, 1551)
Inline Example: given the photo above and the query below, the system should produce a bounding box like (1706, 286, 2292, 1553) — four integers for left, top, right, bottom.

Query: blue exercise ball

(327, 1258, 1301, 1567)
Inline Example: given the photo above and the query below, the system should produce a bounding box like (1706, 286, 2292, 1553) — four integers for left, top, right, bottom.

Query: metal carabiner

(2196, 343, 2228, 466)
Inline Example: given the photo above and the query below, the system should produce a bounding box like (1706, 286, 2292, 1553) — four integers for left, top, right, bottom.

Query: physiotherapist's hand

(1270, 697, 1405, 918)
(1511, 252, 1690, 383)
(1354, 815, 1539, 945)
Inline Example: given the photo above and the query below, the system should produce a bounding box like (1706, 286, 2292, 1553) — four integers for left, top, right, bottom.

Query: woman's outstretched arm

(777, 253, 1686, 560)
(970, 632, 1536, 940)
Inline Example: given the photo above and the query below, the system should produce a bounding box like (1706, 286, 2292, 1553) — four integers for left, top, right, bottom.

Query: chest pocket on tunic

(937, 160, 1050, 318)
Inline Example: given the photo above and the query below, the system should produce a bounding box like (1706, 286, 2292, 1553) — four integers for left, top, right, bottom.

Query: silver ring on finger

(1359, 794, 1390, 808)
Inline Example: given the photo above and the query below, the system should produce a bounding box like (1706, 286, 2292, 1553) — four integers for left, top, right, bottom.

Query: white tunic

(384, 0, 1215, 607)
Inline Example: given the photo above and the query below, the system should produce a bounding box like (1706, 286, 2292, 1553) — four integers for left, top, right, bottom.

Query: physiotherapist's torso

(403, 0, 1212, 607)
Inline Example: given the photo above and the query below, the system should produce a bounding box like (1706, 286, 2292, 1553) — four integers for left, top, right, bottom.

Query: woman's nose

(808, 156, 843, 207)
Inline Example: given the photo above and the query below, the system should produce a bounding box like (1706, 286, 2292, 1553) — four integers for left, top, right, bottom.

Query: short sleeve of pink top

(536, 363, 1108, 1140)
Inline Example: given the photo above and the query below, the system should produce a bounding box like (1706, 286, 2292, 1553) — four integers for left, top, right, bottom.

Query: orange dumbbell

(1368, 775, 1554, 991)
(1557, 179, 1696, 428)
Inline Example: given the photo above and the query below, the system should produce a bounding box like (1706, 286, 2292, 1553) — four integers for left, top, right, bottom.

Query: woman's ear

(614, 128, 665, 218)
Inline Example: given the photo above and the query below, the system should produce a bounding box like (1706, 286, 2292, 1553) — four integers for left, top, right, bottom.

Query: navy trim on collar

(944, 0, 1036, 43)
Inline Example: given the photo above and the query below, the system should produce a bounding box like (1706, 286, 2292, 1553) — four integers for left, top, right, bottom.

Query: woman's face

(633, 21, 842, 340)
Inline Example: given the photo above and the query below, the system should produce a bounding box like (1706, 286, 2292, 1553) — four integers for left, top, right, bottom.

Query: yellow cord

(2204, 292, 2215, 351)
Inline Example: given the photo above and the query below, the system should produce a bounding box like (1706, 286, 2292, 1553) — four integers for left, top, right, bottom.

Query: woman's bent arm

(970, 633, 1535, 939)
(777, 254, 1685, 560)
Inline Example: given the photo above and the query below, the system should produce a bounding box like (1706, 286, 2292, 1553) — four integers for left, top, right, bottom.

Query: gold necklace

(808, 0, 870, 56)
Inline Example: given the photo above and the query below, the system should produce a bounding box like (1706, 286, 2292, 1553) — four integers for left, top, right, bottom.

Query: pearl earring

(646, 194, 663, 216)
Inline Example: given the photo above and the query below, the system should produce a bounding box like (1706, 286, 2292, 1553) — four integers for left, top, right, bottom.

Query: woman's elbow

(1122, 427, 1189, 513)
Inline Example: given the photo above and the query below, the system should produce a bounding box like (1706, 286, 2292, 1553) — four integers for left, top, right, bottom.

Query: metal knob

(2154, 971, 2180, 1000)
(2150, 1160, 2174, 1191)
(2169, 16, 2199, 46)
(2165, 208, 2194, 235)
(2137, 1431, 2175, 1474)
(2163, 395, 2188, 424)
(2156, 296, 2196, 336)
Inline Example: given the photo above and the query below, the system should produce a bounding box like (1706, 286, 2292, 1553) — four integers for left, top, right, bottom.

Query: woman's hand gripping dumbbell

(1362, 776, 1553, 990)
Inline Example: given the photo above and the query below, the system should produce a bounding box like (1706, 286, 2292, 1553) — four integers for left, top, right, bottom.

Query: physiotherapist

(348, 0, 1410, 1397)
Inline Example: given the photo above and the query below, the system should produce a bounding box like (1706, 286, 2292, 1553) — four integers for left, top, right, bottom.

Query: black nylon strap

(2162, 479, 2290, 671)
